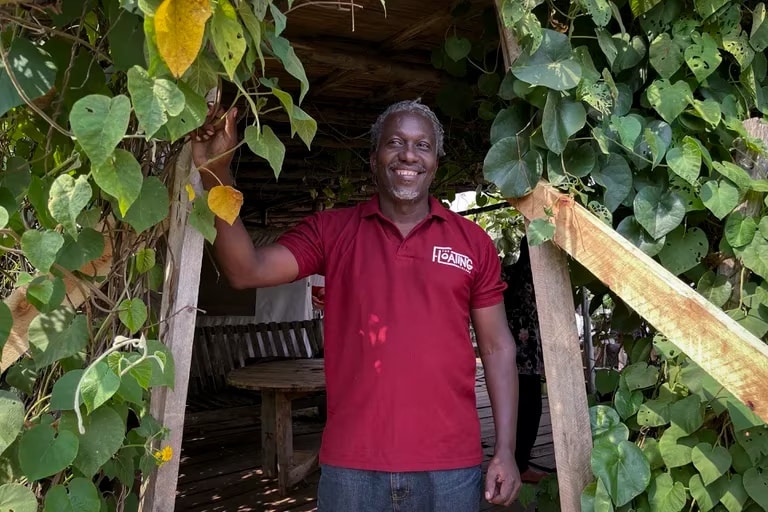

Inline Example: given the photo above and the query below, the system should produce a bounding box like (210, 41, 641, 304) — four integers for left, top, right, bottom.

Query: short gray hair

(370, 99, 445, 157)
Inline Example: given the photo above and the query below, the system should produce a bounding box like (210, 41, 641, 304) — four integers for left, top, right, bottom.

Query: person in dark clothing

(503, 239, 549, 484)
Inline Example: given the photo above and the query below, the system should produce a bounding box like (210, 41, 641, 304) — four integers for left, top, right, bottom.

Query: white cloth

(253, 275, 324, 322)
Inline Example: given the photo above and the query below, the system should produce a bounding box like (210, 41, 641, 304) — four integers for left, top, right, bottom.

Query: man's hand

(484, 450, 521, 506)
(192, 106, 238, 187)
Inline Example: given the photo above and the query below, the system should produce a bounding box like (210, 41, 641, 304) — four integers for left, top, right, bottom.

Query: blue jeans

(317, 464, 482, 512)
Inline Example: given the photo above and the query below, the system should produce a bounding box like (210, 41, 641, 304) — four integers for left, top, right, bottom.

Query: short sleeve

(276, 212, 325, 280)
(470, 234, 506, 309)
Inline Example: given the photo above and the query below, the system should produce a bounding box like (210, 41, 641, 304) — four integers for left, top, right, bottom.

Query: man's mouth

(390, 167, 424, 178)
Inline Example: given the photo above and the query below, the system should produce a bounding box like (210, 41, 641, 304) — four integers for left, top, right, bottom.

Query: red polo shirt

(277, 195, 505, 471)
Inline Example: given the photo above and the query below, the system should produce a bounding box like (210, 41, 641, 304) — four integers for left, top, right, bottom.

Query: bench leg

(261, 391, 277, 478)
(275, 392, 294, 495)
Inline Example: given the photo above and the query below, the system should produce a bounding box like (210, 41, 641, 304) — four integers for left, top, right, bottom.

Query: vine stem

(0, 42, 73, 138)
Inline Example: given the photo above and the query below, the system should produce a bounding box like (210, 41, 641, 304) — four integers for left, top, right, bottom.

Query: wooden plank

(509, 182, 768, 422)
(1, 224, 113, 372)
(262, 391, 278, 478)
(140, 144, 205, 512)
(275, 392, 293, 495)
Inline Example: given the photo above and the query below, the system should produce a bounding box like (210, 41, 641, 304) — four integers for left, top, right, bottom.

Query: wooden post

(492, 2, 593, 509)
(141, 144, 205, 512)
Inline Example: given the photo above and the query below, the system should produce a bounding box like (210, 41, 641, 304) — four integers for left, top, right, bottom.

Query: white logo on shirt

(432, 246, 473, 273)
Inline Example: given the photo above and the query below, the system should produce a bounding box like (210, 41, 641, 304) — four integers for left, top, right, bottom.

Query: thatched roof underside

(224, 0, 500, 229)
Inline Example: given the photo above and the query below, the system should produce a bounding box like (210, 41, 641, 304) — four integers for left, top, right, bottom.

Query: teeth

(396, 170, 418, 176)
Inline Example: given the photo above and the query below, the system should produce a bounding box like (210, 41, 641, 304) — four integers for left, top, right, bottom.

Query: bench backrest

(189, 316, 324, 394)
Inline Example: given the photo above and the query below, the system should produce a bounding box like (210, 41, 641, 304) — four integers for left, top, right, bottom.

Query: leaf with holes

(646, 79, 692, 124)
(118, 298, 147, 334)
(208, 185, 243, 226)
(630, 0, 662, 16)
(210, 0, 246, 79)
(69, 95, 131, 166)
(725, 212, 758, 248)
(700, 180, 739, 220)
(697, 271, 733, 308)
(0, 484, 37, 512)
(617, 216, 666, 256)
(542, 92, 586, 154)
(164, 81, 208, 142)
(624, 362, 659, 390)
(751, 3, 768, 52)
(44, 477, 100, 512)
(579, 0, 611, 26)
(650, 34, 684, 78)
(634, 186, 685, 239)
(658, 226, 708, 275)
(723, 31, 755, 69)
(48, 174, 91, 239)
(245, 125, 286, 178)
(20, 230, 64, 274)
(511, 30, 582, 91)
(695, 0, 728, 19)
(666, 138, 701, 185)
(685, 32, 722, 83)
(127, 66, 185, 138)
(483, 136, 544, 198)
(154, 0, 211, 78)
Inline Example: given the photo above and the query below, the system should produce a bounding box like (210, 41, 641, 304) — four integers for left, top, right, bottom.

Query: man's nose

(398, 143, 418, 162)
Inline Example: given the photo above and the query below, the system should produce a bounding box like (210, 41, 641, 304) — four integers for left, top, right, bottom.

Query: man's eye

(417, 142, 431, 149)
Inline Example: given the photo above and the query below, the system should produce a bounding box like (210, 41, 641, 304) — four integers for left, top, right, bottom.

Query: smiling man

(193, 99, 521, 511)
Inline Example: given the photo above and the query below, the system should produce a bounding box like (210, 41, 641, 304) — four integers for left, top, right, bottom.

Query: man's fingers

(500, 477, 520, 506)
(484, 473, 499, 502)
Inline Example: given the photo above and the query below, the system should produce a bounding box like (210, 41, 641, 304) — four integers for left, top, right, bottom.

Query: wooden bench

(188, 316, 324, 396)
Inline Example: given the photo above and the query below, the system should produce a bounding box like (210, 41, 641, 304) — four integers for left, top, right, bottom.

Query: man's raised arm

(191, 107, 299, 289)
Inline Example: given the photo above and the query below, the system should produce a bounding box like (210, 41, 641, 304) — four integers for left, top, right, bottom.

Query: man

(192, 100, 521, 511)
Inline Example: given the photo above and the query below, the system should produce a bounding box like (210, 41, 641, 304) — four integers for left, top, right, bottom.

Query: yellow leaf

(155, 0, 212, 78)
(208, 185, 243, 225)
(185, 184, 195, 201)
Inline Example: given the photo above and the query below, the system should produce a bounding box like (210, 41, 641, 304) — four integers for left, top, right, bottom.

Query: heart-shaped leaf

(614, 386, 644, 420)
(666, 138, 701, 185)
(637, 398, 671, 427)
(44, 477, 100, 512)
(48, 174, 92, 239)
(20, 230, 64, 273)
(0, 392, 24, 457)
(50, 370, 85, 411)
(649, 472, 687, 512)
(28, 308, 89, 370)
(118, 298, 147, 334)
(444, 36, 471, 61)
(245, 125, 286, 178)
(751, 3, 768, 52)
(713, 162, 753, 191)
(660, 425, 695, 468)
(685, 32, 722, 83)
(80, 361, 120, 414)
(542, 91, 586, 154)
(119, 176, 169, 234)
(721, 474, 749, 512)
(483, 136, 544, 198)
(616, 216, 666, 256)
(581, 0, 611, 26)
(18, 423, 79, 481)
(511, 29, 582, 91)
(691, 99, 722, 127)
(0, 38, 57, 118)
(189, 193, 217, 244)
(623, 362, 659, 390)
(739, 234, 768, 280)
(658, 226, 708, 275)
(697, 271, 733, 308)
(725, 212, 758, 248)
(0, 484, 37, 512)
(689, 474, 720, 512)
(60, 407, 125, 477)
(612, 115, 643, 149)
(127, 66, 185, 138)
(700, 180, 740, 220)
(590, 405, 630, 446)
(154, 0, 212, 78)
(591, 440, 651, 506)
(693, 443, 733, 485)
(646, 79, 692, 123)
(743, 468, 768, 510)
(591, 155, 633, 212)
(634, 186, 685, 239)
(69, 95, 131, 166)
(92, 149, 143, 216)
(650, 33, 684, 78)
(210, 0, 246, 79)
(55, 228, 105, 272)
(208, 185, 243, 225)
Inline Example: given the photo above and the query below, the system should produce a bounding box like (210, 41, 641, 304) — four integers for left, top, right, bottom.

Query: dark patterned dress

(503, 254, 543, 376)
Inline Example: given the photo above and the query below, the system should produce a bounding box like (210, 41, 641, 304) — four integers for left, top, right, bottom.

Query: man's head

(369, 100, 444, 204)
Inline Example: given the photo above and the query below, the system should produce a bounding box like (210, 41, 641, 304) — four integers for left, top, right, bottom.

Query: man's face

(370, 111, 439, 203)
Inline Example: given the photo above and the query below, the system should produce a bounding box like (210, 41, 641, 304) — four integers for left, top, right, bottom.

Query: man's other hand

(484, 450, 522, 506)
(192, 106, 238, 181)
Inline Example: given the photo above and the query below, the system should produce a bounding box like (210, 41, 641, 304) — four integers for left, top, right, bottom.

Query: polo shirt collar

(360, 195, 450, 221)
